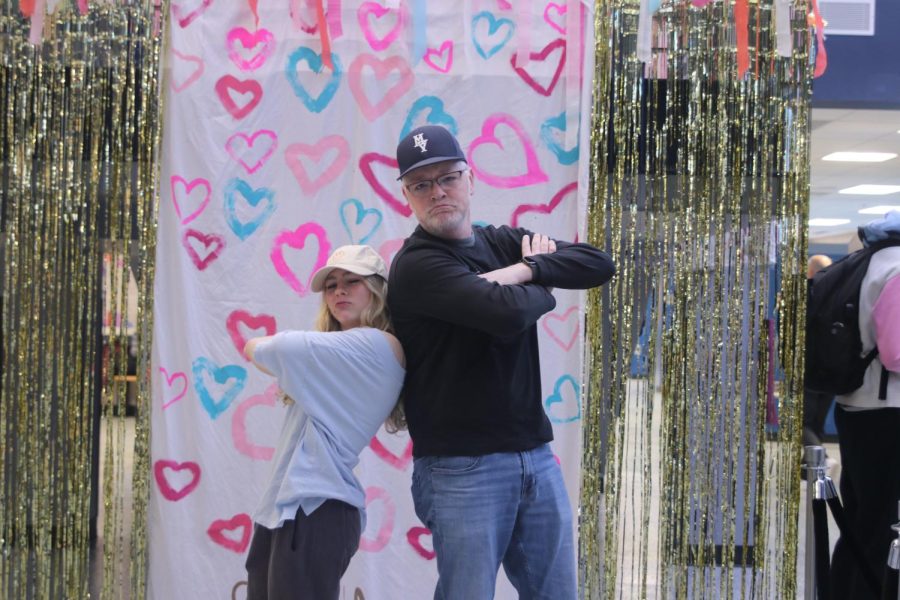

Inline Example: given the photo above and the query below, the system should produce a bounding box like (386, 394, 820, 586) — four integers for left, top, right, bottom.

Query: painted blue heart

(544, 374, 581, 423)
(224, 178, 276, 241)
(399, 96, 458, 143)
(192, 357, 247, 420)
(540, 112, 580, 166)
(285, 47, 343, 114)
(471, 12, 515, 60)
(340, 198, 383, 245)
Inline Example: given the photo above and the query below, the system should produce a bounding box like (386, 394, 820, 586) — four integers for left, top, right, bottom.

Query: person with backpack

(802, 254, 836, 463)
(825, 211, 900, 599)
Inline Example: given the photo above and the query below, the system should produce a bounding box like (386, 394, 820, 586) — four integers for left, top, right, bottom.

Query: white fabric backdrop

(151, 1, 593, 597)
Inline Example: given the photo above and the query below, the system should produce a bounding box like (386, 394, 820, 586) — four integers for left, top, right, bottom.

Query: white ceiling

(809, 107, 900, 246)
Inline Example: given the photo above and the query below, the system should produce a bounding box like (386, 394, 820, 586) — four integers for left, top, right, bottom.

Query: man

(388, 125, 615, 599)
(830, 212, 900, 599)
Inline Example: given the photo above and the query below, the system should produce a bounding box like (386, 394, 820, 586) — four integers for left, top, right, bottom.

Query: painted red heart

(207, 513, 253, 553)
(226, 310, 277, 359)
(359, 152, 410, 217)
(215, 75, 263, 120)
(406, 526, 436, 560)
(170, 49, 204, 92)
(509, 38, 566, 97)
(369, 433, 413, 470)
(154, 459, 201, 501)
(182, 229, 225, 271)
(510, 181, 577, 241)
(171, 0, 212, 28)
(542, 306, 580, 351)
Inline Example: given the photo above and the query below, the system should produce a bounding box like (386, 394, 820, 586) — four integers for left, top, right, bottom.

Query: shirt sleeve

(391, 245, 556, 337)
(251, 331, 332, 422)
(873, 273, 900, 372)
(506, 227, 616, 290)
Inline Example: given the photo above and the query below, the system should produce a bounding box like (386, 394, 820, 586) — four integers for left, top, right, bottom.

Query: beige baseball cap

(310, 245, 387, 292)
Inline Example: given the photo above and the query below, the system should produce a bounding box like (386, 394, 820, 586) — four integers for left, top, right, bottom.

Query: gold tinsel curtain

(0, 2, 163, 598)
(581, 0, 810, 598)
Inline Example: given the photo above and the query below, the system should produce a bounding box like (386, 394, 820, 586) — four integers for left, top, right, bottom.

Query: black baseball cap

(396, 125, 467, 179)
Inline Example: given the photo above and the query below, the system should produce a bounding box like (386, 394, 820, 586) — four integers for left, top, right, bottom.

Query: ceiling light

(809, 218, 851, 226)
(822, 152, 897, 162)
(839, 185, 900, 195)
(858, 205, 900, 215)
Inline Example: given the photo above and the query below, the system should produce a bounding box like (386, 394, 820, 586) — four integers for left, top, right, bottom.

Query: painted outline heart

(542, 306, 580, 351)
(399, 96, 458, 142)
(170, 175, 211, 225)
(207, 513, 253, 553)
(369, 432, 412, 470)
(471, 11, 516, 60)
(284, 135, 351, 196)
(359, 153, 411, 217)
(171, 0, 212, 28)
(510, 38, 566, 97)
(285, 47, 342, 114)
(223, 178, 276, 241)
(347, 54, 414, 121)
(289, 0, 319, 33)
(340, 198, 383, 244)
(544, 374, 581, 423)
(215, 75, 264, 120)
(226, 27, 276, 72)
(406, 526, 436, 560)
(232, 383, 278, 461)
(170, 49, 204, 92)
(543, 2, 568, 34)
(359, 486, 395, 553)
(154, 459, 201, 501)
(358, 1, 406, 52)
(423, 40, 453, 73)
(468, 113, 548, 189)
(225, 130, 278, 175)
(182, 229, 225, 271)
(192, 357, 247, 420)
(226, 310, 277, 359)
(159, 366, 188, 410)
(270, 222, 331, 297)
(510, 181, 577, 237)
(540, 111, 579, 165)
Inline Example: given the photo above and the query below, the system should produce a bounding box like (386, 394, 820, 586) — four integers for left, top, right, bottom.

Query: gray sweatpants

(245, 500, 361, 600)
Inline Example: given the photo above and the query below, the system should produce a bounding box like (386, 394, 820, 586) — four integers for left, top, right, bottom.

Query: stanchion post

(888, 501, 900, 600)
(804, 445, 836, 600)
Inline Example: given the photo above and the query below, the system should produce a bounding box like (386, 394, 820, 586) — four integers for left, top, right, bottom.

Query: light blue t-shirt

(251, 327, 405, 529)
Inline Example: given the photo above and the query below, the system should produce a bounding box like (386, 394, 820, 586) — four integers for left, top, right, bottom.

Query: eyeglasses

(404, 170, 467, 197)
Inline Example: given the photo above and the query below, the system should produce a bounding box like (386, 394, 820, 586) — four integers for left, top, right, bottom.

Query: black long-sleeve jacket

(388, 224, 615, 457)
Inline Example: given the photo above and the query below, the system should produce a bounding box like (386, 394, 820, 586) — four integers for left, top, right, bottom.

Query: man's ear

(467, 168, 475, 194)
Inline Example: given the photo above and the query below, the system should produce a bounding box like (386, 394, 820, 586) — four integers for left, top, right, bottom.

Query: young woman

(243, 245, 405, 600)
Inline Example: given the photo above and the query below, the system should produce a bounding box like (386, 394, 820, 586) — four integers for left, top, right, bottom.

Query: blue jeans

(411, 444, 576, 600)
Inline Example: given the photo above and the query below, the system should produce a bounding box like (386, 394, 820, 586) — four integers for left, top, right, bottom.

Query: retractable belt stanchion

(805, 445, 837, 600)
(884, 501, 900, 600)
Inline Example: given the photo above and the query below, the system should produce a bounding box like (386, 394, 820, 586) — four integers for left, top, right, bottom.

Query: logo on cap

(412, 133, 428, 154)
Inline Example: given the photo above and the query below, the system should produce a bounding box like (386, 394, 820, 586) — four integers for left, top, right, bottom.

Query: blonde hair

(314, 274, 407, 432)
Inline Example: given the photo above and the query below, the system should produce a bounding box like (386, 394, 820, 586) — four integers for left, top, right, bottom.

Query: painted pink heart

(182, 229, 225, 271)
(171, 0, 212, 28)
(348, 54, 414, 121)
(207, 513, 253, 553)
(170, 49, 204, 92)
(509, 38, 566, 97)
(232, 383, 278, 461)
(369, 433, 413, 470)
(542, 306, 580, 351)
(215, 75, 263, 120)
(468, 114, 548, 189)
(283, 135, 351, 196)
(170, 175, 211, 225)
(270, 222, 330, 297)
(378, 238, 405, 267)
(154, 459, 201, 501)
(359, 153, 410, 217)
(359, 487, 395, 552)
(510, 181, 577, 240)
(226, 310, 277, 359)
(406, 526, 436, 560)
(543, 2, 568, 35)
(423, 40, 453, 73)
(159, 367, 189, 410)
(289, 0, 320, 33)
(357, 1, 406, 51)
(226, 130, 278, 175)
(226, 27, 276, 71)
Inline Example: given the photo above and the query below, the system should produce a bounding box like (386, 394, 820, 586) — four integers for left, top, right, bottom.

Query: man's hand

(478, 233, 557, 286)
(522, 233, 557, 258)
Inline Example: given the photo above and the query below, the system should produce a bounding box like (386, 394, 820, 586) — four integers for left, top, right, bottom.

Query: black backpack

(804, 238, 900, 398)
